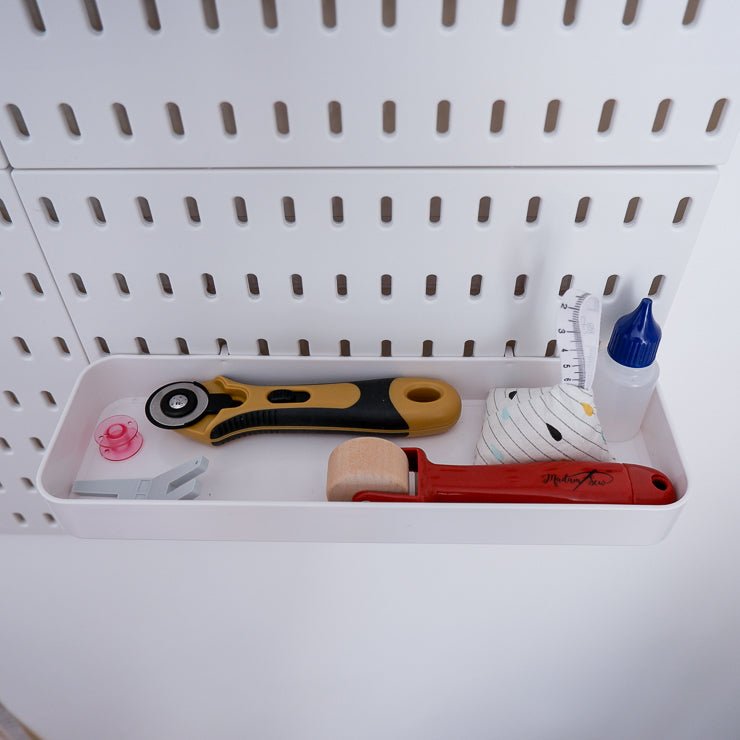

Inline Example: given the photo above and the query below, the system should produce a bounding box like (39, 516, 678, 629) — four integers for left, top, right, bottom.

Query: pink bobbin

(95, 415, 143, 461)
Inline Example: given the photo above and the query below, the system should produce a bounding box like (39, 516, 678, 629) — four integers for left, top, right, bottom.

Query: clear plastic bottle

(593, 298, 661, 442)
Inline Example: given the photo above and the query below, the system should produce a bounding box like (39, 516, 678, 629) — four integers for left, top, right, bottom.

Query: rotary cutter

(145, 376, 462, 446)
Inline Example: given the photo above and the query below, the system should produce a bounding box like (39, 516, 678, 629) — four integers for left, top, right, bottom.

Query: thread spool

(326, 437, 409, 501)
(95, 415, 143, 461)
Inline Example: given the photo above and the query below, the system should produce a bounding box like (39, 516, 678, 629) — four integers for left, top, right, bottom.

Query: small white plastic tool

(557, 289, 602, 390)
(71, 457, 209, 500)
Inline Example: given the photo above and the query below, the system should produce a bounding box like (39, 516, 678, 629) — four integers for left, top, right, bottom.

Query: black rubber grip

(209, 378, 408, 442)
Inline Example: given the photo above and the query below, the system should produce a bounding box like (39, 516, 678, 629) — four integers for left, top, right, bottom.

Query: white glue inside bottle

(593, 298, 661, 443)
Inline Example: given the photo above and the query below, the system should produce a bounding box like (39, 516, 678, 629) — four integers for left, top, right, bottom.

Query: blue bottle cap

(607, 298, 662, 368)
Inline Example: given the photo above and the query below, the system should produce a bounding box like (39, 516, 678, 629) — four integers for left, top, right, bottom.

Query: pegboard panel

(0, 171, 88, 534)
(0, 0, 738, 168)
(13, 167, 717, 360)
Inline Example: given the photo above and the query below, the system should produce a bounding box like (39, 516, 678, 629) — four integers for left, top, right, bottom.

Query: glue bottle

(593, 298, 661, 442)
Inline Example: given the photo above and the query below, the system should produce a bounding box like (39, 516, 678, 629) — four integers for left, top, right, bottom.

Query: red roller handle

(352, 448, 676, 505)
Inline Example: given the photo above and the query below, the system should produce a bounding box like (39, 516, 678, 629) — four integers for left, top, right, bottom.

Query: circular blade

(145, 381, 211, 429)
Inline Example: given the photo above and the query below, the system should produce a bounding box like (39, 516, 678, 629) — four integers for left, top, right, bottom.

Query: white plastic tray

(38, 355, 687, 544)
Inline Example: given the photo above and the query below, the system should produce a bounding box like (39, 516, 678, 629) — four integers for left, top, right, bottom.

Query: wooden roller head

(326, 437, 410, 501)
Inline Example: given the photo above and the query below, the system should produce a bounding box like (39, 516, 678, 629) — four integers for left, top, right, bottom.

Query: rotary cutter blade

(144, 376, 462, 446)
(146, 381, 211, 429)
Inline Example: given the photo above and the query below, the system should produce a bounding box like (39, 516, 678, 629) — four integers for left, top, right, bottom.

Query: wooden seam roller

(326, 438, 677, 505)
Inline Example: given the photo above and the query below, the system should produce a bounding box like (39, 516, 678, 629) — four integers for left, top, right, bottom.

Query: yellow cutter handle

(179, 376, 461, 445)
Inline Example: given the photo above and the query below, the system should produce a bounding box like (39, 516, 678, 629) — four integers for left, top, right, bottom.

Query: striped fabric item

(476, 384, 613, 465)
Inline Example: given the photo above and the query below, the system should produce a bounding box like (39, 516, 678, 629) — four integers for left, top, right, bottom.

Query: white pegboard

(0, 170, 88, 534)
(0, 0, 737, 168)
(13, 167, 717, 359)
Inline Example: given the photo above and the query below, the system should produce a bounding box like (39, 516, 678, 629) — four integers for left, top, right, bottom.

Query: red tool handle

(352, 448, 676, 505)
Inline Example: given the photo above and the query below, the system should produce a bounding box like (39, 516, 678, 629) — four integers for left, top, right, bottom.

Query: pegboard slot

(59, 104, 81, 138)
(233, 197, 248, 224)
(331, 196, 344, 224)
(436, 101, 451, 135)
(429, 196, 442, 224)
(113, 273, 130, 297)
(202, 273, 217, 298)
(54, 337, 71, 356)
(544, 100, 560, 134)
(83, 0, 103, 32)
(682, 0, 702, 26)
(24, 272, 44, 296)
(562, 0, 578, 27)
(40, 197, 59, 225)
(246, 273, 260, 298)
(70, 273, 87, 297)
(88, 197, 106, 225)
(328, 102, 343, 136)
(648, 274, 665, 297)
(185, 196, 201, 225)
(274, 102, 290, 136)
(166, 103, 185, 137)
(490, 101, 505, 134)
(502, 0, 517, 27)
(652, 99, 673, 134)
(622, 0, 639, 26)
(142, 0, 161, 32)
(282, 196, 296, 224)
(624, 196, 641, 224)
(425, 274, 437, 298)
(95, 337, 110, 355)
(559, 274, 573, 296)
(598, 100, 616, 135)
(4, 391, 21, 409)
(5, 104, 30, 138)
(706, 98, 728, 134)
(477, 197, 492, 224)
(603, 274, 619, 297)
(136, 197, 154, 225)
(0, 199, 11, 224)
(22, 0, 45, 33)
(0, 438, 11, 453)
(202, 0, 219, 30)
(380, 196, 392, 224)
(422, 339, 433, 357)
(158, 273, 174, 297)
(575, 196, 590, 224)
(673, 196, 692, 224)
(261, 0, 278, 30)
(382, 101, 396, 135)
(339, 339, 351, 356)
(13, 336, 32, 357)
(220, 103, 237, 137)
(112, 103, 133, 137)
(382, 0, 396, 28)
(322, 0, 337, 29)
(526, 196, 541, 223)
(442, 0, 457, 28)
